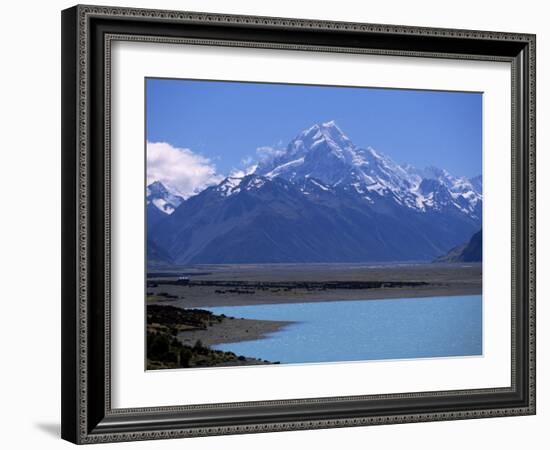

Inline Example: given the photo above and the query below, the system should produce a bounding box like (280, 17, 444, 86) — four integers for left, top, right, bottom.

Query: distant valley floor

(147, 262, 482, 308)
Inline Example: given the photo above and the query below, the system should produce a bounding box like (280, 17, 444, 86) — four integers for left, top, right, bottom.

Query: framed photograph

(61, 5, 536, 444)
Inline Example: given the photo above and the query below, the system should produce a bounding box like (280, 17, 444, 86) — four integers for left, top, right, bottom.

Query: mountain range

(147, 121, 482, 265)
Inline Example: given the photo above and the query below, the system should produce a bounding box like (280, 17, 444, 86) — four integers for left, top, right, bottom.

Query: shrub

(193, 339, 209, 355)
(179, 348, 192, 368)
(147, 333, 171, 360)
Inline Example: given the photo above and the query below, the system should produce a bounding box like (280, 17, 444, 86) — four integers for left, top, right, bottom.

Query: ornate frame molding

(61, 5, 536, 444)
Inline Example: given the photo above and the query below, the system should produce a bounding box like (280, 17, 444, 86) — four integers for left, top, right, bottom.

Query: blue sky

(146, 78, 482, 178)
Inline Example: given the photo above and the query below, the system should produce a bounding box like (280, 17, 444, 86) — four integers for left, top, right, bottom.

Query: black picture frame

(61, 4, 536, 444)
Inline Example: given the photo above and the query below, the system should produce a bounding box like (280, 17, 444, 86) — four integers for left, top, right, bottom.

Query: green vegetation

(146, 304, 272, 370)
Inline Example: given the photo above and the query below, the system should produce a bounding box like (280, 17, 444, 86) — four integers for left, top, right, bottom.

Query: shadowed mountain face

(436, 229, 482, 263)
(147, 238, 173, 265)
(148, 121, 482, 265)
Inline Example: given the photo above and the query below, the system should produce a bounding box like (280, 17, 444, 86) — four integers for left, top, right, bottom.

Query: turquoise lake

(206, 295, 482, 364)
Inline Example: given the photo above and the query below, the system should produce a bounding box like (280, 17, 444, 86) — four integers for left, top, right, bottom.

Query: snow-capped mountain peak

(167, 122, 481, 222)
(257, 122, 416, 204)
(258, 121, 355, 176)
(213, 174, 278, 198)
(311, 120, 354, 149)
(301, 120, 348, 141)
(146, 180, 184, 214)
(252, 121, 481, 218)
(214, 176, 244, 197)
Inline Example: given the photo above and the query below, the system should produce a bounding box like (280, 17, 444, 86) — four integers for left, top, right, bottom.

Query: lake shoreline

(193, 294, 484, 363)
(146, 304, 285, 369)
(165, 293, 482, 349)
(148, 293, 482, 366)
(177, 316, 293, 347)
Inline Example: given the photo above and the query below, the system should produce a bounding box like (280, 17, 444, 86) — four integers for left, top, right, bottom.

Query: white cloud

(147, 142, 223, 198)
(256, 146, 285, 161)
(229, 164, 258, 179)
(241, 156, 254, 166)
